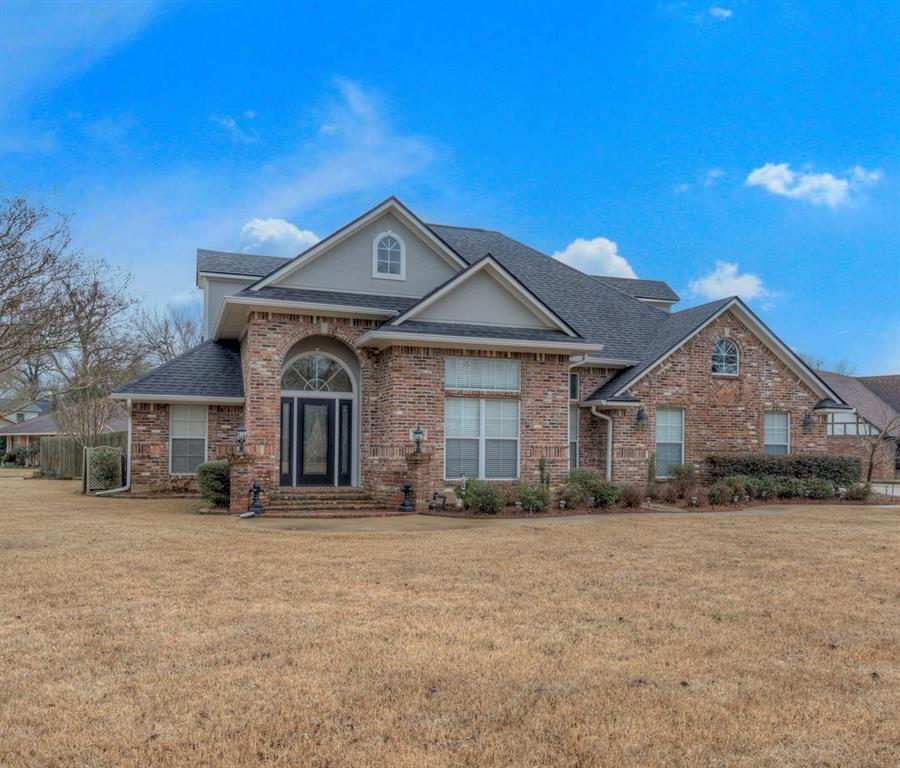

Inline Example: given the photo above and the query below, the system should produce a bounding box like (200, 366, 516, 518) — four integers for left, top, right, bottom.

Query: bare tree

(133, 303, 202, 365)
(13, 355, 53, 401)
(0, 196, 79, 376)
(801, 353, 856, 375)
(859, 409, 900, 483)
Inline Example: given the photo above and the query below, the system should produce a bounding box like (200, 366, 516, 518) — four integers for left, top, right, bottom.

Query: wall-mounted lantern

(802, 412, 813, 433)
(412, 424, 425, 454)
(236, 424, 247, 453)
(636, 407, 647, 427)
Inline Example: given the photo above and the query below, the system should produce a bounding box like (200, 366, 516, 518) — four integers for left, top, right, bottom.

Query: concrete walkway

(240, 502, 900, 534)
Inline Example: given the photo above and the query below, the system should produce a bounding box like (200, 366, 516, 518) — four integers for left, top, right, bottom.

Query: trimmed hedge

(197, 460, 230, 508)
(706, 454, 860, 486)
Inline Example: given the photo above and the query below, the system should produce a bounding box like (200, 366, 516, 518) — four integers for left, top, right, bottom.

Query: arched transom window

(372, 231, 405, 279)
(282, 354, 353, 392)
(711, 338, 739, 376)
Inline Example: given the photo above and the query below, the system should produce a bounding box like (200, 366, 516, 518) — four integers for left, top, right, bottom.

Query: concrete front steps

(263, 487, 405, 518)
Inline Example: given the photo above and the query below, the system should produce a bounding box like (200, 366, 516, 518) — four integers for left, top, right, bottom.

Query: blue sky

(2, 0, 898, 373)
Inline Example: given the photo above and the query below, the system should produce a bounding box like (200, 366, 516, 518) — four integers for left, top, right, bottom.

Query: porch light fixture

(236, 424, 247, 453)
(636, 407, 647, 427)
(802, 413, 813, 433)
(412, 424, 425, 454)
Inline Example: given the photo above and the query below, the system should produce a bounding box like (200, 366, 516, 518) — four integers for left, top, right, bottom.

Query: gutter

(96, 399, 132, 496)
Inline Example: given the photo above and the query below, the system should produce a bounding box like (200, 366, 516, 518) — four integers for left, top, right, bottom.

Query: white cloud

(552, 237, 638, 279)
(674, 182, 691, 193)
(745, 162, 882, 207)
(688, 261, 773, 302)
(212, 114, 257, 144)
(704, 167, 724, 186)
(709, 7, 733, 19)
(239, 218, 319, 256)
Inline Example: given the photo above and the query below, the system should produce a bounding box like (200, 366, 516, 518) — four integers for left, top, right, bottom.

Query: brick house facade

(113, 197, 881, 510)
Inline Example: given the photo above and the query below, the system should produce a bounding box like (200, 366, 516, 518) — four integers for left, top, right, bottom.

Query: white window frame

(764, 411, 790, 454)
(371, 230, 406, 281)
(569, 372, 579, 400)
(444, 397, 520, 481)
(569, 405, 579, 470)
(711, 338, 739, 377)
(169, 404, 208, 475)
(827, 412, 876, 437)
(655, 408, 684, 479)
(444, 357, 521, 393)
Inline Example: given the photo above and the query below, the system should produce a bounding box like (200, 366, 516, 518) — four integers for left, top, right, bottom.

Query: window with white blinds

(764, 412, 790, 454)
(445, 357, 520, 392)
(655, 408, 684, 478)
(569, 406, 579, 469)
(445, 397, 519, 479)
(170, 404, 207, 475)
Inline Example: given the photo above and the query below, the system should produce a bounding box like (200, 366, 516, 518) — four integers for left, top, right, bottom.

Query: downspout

(96, 398, 132, 496)
(591, 406, 613, 482)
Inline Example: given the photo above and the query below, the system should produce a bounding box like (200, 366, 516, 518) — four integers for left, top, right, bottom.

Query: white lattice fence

(85, 445, 124, 492)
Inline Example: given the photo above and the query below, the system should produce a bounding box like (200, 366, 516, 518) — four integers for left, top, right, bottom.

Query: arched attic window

(372, 231, 405, 280)
(282, 353, 353, 392)
(711, 338, 739, 376)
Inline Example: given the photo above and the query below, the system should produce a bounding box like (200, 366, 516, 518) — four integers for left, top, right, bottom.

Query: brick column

(405, 451, 434, 511)
(229, 452, 257, 514)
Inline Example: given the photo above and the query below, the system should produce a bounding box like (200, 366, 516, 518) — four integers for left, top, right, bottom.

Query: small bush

(774, 477, 806, 499)
(619, 484, 644, 508)
(668, 463, 699, 498)
(707, 481, 734, 506)
(845, 482, 871, 501)
(706, 453, 860, 486)
(197, 460, 230, 507)
(804, 477, 835, 500)
(462, 479, 503, 515)
(723, 475, 753, 498)
(516, 482, 550, 514)
(562, 467, 602, 507)
(593, 483, 620, 507)
(747, 475, 776, 499)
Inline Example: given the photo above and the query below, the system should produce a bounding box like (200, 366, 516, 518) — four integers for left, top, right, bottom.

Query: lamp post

(236, 424, 247, 453)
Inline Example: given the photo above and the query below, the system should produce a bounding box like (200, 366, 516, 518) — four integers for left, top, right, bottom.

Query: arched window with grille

(711, 338, 739, 376)
(372, 231, 405, 280)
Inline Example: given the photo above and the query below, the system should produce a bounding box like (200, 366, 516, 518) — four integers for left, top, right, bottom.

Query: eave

(357, 329, 605, 354)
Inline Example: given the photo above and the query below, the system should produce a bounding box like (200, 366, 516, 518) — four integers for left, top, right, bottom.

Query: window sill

(372, 272, 406, 281)
(711, 373, 739, 379)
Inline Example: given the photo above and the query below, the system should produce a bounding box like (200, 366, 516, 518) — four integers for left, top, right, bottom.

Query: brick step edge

(259, 509, 410, 519)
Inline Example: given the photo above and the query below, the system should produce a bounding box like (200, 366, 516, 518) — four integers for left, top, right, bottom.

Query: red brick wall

(131, 403, 244, 492)
(824, 434, 897, 480)
(580, 309, 846, 485)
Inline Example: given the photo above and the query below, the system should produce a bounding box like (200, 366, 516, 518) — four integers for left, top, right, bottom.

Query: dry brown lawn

(2, 480, 898, 767)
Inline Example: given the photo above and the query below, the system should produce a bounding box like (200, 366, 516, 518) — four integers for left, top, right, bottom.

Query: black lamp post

(412, 424, 425, 454)
(236, 424, 247, 453)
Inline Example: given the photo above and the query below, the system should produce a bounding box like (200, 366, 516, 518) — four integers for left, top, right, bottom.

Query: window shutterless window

(170, 404, 207, 475)
(655, 408, 684, 478)
(445, 397, 519, 480)
(444, 357, 520, 392)
(372, 231, 405, 280)
(569, 405, 579, 470)
(711, 338, 739, 375)
(569, 372, 579, 400)
(827, 412, 875, 436)
(764, 412, 790, 454)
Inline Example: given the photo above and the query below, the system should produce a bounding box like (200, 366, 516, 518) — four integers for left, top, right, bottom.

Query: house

(112, 196, 857, 512)
(816, 370, 900, 479)
(0, 406, 129, 466)
(0, 399, 52, 427)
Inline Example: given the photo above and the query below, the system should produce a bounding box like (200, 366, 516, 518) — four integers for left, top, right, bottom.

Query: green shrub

(723, 475, 753, 498)
(619, 484, 644, 508)
(804, 477, 835, 500)
(462, 479, 504, 515)
(516, 482, 550, 514)
(593, 483, 620, 507)
(706, 454, 860, 486)
(707, 481, 735, 506)
(774, 477, 806, 499)
(845, 482, 871, 501)
(197, 460, 230, 507)
(562, 467, 602, 507)
(90, 447, 122, 490)
(747, 475, 776, 499)
(668, 463, 699, 498)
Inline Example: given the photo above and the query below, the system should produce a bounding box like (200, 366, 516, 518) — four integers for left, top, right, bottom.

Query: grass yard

(1, 480, 898, 767)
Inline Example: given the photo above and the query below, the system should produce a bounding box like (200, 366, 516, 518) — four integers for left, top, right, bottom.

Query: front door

(296, 399, 334, 485)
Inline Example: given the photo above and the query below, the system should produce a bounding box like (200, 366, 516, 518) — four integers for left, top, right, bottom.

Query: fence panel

(39, 432, 127, 480)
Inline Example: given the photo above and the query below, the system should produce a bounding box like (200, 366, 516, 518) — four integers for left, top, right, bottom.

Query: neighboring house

(0, 407, 129, 466)
(817, 370, 900, 479)
(113, 196, 856, 510)
(0, 399, 52, 427)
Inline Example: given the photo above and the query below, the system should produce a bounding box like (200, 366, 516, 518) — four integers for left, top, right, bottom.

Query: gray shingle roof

(378, 320, 589, 344)
(197, 249, 290, 278)
(817, 370, 900, 436)
(113, 340, 244, 399)
(591, 276, 679, 302)
(235, 285, 418, 313)
(0, 412, 60, 435)
(857, 375, 900, 413)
